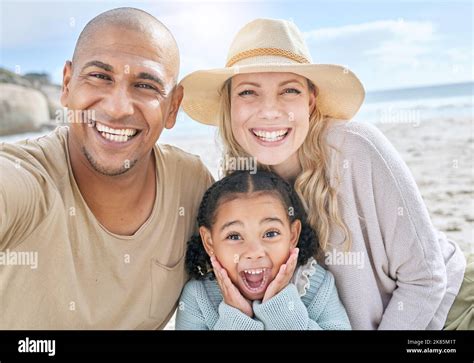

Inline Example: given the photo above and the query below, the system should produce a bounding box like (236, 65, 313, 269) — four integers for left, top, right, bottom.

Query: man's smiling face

(61, 24, 180, 176)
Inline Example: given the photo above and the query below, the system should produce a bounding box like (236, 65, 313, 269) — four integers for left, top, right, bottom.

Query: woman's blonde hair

(217, 78, 351, 254)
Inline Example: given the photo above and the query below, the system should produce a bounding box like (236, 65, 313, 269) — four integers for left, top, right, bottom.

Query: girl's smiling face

(230, 72, 316, 166)
(200, 193, 301, 300)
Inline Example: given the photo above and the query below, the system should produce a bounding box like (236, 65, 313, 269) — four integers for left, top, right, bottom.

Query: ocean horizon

(1, 80, 472, 145)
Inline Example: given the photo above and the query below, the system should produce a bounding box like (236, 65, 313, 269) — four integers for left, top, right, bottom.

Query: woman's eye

(283, 88, 301, 95)
(238, 90, 255, 96)
(264, 230, 280, 238)
(226, 233, 242, 241)
(90, 73, 111, 81)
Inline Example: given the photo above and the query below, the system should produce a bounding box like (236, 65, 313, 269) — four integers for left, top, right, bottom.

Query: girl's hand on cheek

(210, 255, 253, 318)
(262, 247, 299, 303)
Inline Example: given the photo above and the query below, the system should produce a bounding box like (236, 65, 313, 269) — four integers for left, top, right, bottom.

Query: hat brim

(179, 63, 365, 126)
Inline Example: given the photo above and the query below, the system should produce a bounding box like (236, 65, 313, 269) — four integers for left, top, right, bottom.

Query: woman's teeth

(95, 122, 138, 143)
(252, 129, 288, 142)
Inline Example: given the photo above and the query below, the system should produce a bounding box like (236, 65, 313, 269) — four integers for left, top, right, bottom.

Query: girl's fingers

(213, 261, 234, 299)
(221, 270, 237, 293)
(220, 268, 230, 284)
(262, 249, 299, 302)
(287, 248, 299, 273)
(278, 264, 287, 280)
(211, 259, 226, 291)
(211, 256, 224, 282)
(291, 248, 299, 262)
(210, 255, 221, 270)
(221, 269, 247, 301)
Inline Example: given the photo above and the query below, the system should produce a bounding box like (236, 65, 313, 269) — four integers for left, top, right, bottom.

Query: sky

(0, 0, 472, 91)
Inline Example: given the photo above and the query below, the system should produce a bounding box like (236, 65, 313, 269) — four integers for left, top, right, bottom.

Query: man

(0, 8, 213, 329)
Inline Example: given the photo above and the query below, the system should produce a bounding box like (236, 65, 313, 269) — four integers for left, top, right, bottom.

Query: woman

(179, 18, 469, 329)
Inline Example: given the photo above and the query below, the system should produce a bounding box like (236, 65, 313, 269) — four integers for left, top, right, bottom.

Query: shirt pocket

(149, 254, 186, 324)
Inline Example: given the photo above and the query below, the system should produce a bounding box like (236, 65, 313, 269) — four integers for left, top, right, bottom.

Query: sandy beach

(375, 116, 473, 256)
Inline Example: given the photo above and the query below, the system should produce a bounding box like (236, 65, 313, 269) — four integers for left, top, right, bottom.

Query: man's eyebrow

(81, 60, 113, 72)
(260, 217, 284, 225)
(137, 72, 165, 89)
(220, 220, 244, 232)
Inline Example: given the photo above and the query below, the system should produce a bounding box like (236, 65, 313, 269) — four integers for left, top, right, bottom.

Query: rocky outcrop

(0, 68, 62, 136)
(0, 83, 50, 135)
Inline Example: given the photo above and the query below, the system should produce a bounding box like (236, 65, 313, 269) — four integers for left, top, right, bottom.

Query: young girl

(175, 170, 351, 330)
(180, 18, 469, 329)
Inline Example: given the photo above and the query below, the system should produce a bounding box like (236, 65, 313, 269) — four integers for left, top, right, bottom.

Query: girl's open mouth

(239, 267, 272, 298)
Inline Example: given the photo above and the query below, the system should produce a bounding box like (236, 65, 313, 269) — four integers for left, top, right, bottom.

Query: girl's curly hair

(186, 170, 319, 280)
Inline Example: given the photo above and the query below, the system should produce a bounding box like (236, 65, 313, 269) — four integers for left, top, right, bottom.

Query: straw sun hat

(180, 18, 365, 126)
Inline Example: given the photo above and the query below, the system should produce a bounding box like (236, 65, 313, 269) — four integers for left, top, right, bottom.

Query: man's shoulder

(0, 126, 69, 180)
(156, 143, 200, 162)
(155, 143, 212, 179)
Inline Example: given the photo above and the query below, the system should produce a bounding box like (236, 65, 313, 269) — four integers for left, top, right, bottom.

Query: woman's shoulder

(325, 118, 392, 155)
(324, 118, 405, 173)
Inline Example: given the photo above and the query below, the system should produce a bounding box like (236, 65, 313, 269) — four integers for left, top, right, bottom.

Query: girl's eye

(226, 233, 242, 241)
(283, 88, 301, 95)
(264, 230, 280, 238)
(90, 73, 111, 81)
(238, 89, 255, 96)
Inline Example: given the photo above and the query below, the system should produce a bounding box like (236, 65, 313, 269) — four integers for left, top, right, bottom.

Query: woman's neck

(271, 152, 302, 185)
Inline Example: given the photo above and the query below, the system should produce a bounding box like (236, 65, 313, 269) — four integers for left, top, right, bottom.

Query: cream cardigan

(320, 119, 465, 329)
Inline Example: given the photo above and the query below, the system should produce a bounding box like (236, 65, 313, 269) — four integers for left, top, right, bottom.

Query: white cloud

(153, 2, 266, 79)
(305, 19, 434, 42)
(305, 19, 436, 67)
(303, 19, 472, 89)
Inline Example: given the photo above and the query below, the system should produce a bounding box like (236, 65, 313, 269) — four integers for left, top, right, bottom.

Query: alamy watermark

(324, 248, 365, 269)
(378, 106, 420, 127)
(54, 108, 96, 126)
(0, 249, 38, 269)
(219, 155, 257, 175)
(18, 337, 55, 357)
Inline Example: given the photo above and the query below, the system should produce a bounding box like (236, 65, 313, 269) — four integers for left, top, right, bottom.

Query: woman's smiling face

(200, 193, 301, 300)
(230, 72, 315, 166)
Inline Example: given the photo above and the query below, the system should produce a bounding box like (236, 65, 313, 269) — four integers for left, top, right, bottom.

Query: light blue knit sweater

(175, 259, 351, 330)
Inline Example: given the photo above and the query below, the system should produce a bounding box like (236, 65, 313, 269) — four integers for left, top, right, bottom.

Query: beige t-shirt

(0, 127, 214, 329)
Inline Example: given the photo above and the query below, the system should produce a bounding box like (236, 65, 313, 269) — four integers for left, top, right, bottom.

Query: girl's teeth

(244, 269, 264, 274)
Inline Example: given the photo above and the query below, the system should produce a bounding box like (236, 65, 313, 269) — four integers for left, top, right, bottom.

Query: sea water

(1, 81, 472, 144)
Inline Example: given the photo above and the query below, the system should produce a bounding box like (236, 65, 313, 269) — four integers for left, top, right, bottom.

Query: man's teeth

(252, 129, 288, 142)
(100, 132, 130, 143)
(95, 122, 138, 137)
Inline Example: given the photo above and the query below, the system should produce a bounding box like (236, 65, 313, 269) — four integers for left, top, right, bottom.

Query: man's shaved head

(72, 7, 180, 82)
(62, 7, 184, 179)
